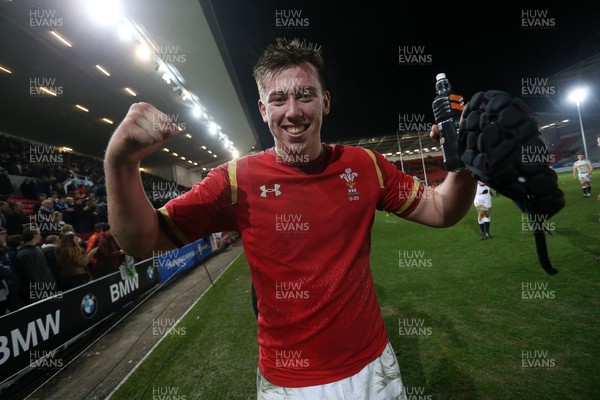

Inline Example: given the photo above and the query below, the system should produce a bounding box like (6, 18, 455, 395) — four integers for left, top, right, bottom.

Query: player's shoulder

(326, 143, 385, 160)
(231, 149, 270, 167)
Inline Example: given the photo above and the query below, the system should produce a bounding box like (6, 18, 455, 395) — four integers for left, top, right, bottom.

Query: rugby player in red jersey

(104, 38, 477, 399)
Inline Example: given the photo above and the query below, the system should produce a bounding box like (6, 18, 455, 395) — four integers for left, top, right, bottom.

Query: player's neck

(273, 142, 324, 162)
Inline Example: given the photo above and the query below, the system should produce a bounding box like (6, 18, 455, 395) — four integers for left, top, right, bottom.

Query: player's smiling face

(258, 62, 330, 160)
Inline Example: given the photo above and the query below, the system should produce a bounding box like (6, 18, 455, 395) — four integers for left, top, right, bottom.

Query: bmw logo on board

(81, 293, 98, 319)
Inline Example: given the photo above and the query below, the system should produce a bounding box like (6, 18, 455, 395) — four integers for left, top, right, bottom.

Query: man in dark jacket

(15, 227, 57, 304)
(6, 201, 28, 236)
(2, 233, 24, 312)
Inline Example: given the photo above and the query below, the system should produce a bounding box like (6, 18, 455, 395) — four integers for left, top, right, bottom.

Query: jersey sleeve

(362, 149, 424, 217)
(156, 161, 238, 247)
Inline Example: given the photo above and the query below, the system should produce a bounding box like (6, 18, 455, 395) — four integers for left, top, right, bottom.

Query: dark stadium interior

(1, 0, 600, 399)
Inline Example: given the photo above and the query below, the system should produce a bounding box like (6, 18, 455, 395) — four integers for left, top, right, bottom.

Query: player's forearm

(406, 170, 477, 227)
(431, 170, 477, 226)
(104, 157, 160, 258)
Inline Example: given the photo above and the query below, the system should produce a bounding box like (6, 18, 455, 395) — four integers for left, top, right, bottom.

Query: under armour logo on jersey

(260, 184, 282, 197)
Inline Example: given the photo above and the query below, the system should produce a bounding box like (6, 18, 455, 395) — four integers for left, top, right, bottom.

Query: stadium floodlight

(568, 87, 589, 160)
(209, 122, 218, 135)
(136, 42, 153, 62)
(88, 0, 121, 25)
(118, 21, 135, 42)
(192, 104, 203, 118)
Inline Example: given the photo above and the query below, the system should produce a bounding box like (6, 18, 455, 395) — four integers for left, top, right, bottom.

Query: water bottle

(432, 73, 465, 171)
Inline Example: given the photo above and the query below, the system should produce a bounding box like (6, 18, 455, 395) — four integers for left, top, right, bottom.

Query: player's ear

(322, 90, 330, 116)
(258, 99, 268, 123)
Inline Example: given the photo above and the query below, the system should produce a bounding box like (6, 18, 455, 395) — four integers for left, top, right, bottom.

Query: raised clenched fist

(105, 102, 181, 164)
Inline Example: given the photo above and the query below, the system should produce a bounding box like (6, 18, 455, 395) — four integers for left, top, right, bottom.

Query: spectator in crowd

(8, 159, 23, 176)
(0, 167, 13, 198)
(19, 178, 36, 200)
(32, 192, 48, 216)
(0, 230, 20, 314)
(41, 234, 60, 282)
(0, 153, 9, 171)
(4, 234, 21, 265)
(95, 177, 107, 198)
(54, 195, 69, 214)
(85, 222, 104, 278)
(6, 201, 28, 236)
(0, 201, 8, 230)
(69, 196, 87, 233)
(34, 175, 53, 197)
(36, 199, 55, 236)
(80, 197, 99, 233)
(15, 227, 57, 304)
(54, 181, 67, 197)
(0, 267, 10, 315)
(62, 196, 77, 227)
(95, 224, 124, 278)
(60, 224, 75, 237)
(55, 232, 96, 290)
(0, 233, 23, 312)
(49, 190, 59, 206)
(49, 211, 65, 236)
(95, 197, 108, 223)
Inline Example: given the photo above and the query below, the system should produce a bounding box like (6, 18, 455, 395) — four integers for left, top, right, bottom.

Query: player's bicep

(396, 185, 440, 227)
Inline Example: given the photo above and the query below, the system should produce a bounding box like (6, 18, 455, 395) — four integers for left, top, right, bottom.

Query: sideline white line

(106, 251, 243, 399)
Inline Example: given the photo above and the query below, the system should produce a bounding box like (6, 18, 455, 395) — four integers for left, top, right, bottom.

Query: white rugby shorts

(256, 341, 406, 400)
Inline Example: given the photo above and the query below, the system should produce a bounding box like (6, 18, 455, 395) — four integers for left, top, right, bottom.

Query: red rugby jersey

(157, 143, 423, 387)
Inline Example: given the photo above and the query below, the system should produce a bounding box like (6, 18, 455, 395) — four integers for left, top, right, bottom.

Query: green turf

(110, 253, 259, 400)
(112, 171, 600, 399)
